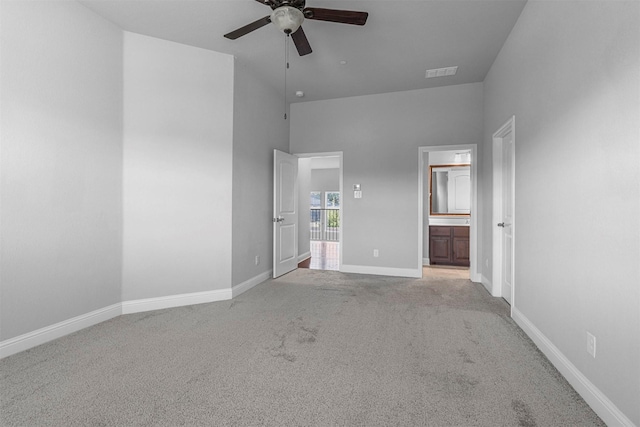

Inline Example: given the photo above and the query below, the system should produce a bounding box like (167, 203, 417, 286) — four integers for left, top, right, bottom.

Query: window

(325, 192, 340, 208)
(310, 192, 321, 224)
(310, 191, 321, 208)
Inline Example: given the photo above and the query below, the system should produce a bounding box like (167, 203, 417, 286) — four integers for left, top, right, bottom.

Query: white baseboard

(2, 281, 265, 359)
(422, 258, 430, 266)
(122, 288, 232, 314)
(481, 274, 493, 295)
(232, 270, 271, 298)
(0, 303, 122, 359)
(470, 271, 482, 284)
(341, 264, 422, 278)
(298, 251, 311, 263)
(512, 308, 636, 427)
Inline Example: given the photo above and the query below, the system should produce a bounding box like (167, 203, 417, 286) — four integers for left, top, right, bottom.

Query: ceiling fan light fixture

(270, 6, 304, 34)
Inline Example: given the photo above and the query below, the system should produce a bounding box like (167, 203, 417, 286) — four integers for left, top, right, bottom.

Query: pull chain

(284, 34, 290, 120)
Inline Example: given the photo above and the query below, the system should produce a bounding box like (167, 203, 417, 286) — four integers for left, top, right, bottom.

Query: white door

(273, 149, 298, 278)
(500, 132, 514, 304)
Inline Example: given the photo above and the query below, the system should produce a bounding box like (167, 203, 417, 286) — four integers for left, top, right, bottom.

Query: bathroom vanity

(428, 163, 471, 267)
(429, 225, 470, 266)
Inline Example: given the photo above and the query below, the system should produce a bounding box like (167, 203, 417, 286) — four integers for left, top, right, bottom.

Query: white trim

(422, 257, 430, 266)
(470, 271, 482, 284)
(341, 264, 422, 278)
(481, 274, 493, 295)
(0, 303, 122, 359)
(418, 144, 478, 281)
(232, 270, 271, 298)
(1, 278, 274, 358)
(513, 308, 636, 427)
(122, 288, 232, 314)
(298, 251, 311, 263)
(418, 149, 426, 275)
(292, 151, 343, 158)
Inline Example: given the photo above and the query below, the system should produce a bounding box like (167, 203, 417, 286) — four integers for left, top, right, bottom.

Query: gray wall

(297, 158, 312, 258)
(482, 1, 639, 424)
(290, 83, 483, 272)
(232, 60, 290, 286)
(0, 1, 123, 340)
(0, 2, 289, 342)
(310, 169, 339, 194)
(122, 33, 234, 300)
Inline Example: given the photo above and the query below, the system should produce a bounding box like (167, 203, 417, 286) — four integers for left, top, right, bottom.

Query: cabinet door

(452, 226, 470, 266)
(452, 237, 470, 266)
(430, 227, 452, 264)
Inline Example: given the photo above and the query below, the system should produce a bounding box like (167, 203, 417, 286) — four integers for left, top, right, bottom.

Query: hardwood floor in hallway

(298, 241, 339, 271)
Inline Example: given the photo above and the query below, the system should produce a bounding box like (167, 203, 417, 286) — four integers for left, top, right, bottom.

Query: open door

(492, 116, 515, 306)
(499, 131, 514, 304)
(273, 149, 298, 278)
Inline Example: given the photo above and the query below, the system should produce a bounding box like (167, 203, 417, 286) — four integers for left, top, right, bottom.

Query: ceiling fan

(224, 0, 369, 56)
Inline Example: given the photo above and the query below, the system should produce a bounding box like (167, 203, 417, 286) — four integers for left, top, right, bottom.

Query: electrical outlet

(586, 332, 596, 358)
(255, 255, 260, 266)
(373, 249, 379, 257)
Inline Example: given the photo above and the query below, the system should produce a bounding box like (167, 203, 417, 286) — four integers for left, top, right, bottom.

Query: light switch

(353, 184, 362, 199)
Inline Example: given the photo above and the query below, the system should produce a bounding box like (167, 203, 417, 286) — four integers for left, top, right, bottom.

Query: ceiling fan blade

(291, 26, 312, 56)
(254, 0, 277, 7)
(224, 15, 271, 40)
(303, 8, 368, 26)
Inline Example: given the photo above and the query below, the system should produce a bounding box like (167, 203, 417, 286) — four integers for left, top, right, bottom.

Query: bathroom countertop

(428, 217, 470, 226)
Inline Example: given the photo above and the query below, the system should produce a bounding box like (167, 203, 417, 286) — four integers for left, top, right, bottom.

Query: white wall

(0, 1, 123, 340)
(483, 1, 640, 425)
(122, 32, 234, 300)
(290, 84, 483, 276)
(231, 59, 289, 286)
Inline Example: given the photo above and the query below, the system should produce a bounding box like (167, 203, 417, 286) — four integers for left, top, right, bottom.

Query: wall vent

(425, 66, 458, 78)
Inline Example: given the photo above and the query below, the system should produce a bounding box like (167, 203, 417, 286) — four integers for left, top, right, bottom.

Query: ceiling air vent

(425, 66, 458, 79)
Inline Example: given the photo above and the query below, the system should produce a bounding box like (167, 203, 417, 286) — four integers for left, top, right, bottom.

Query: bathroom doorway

(418, 145, 478, 282)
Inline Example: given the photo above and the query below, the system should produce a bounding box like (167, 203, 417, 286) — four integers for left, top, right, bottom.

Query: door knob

(497, 222, 505, 227)
(273, 217, 285, 223)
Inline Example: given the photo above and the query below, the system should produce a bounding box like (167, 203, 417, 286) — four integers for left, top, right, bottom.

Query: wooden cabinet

(429, 226, 453, 264)
(429, 226, 469, 267)
(452, 227, 470, 266)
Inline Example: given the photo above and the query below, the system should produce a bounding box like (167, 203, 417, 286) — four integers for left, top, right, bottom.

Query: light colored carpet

(1, 269, 604, 426)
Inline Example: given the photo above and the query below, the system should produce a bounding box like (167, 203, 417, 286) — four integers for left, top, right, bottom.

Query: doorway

(418, 145, 479, 282)
(295, 152, 343, 271)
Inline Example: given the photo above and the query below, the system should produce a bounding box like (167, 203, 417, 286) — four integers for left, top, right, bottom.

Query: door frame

(294, 151, 344, 271)
(492, 116, 516, 309)
(418, 144, 479, 282)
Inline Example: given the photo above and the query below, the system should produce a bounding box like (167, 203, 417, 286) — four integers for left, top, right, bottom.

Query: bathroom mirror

(429, 165, 471, 216)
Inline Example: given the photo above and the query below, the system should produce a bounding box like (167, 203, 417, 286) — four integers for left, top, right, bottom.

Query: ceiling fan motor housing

(224, 0, 367, 57)
(270, 6, 304, 34)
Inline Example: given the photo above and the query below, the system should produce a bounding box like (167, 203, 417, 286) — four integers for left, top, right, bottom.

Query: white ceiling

(79, 0, 527, 104)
